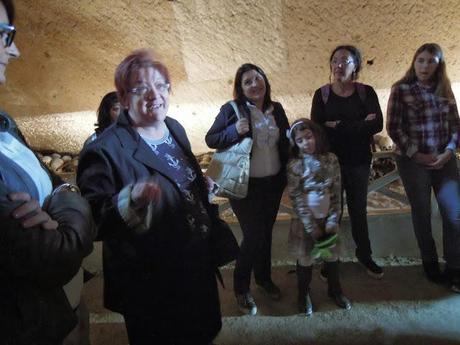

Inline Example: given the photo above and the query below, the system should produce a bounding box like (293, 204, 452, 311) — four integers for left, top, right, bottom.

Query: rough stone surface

(84, 264, 460, 345)
(1, 0, 460, 153)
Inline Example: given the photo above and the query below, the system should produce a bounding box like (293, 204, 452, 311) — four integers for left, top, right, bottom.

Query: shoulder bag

(206, 101, 252, 199)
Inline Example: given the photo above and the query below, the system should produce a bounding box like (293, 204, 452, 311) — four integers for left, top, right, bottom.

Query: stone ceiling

(1, 0, 460, 153)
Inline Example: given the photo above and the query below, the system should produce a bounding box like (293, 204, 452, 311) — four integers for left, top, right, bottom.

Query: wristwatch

(51, 183, 81, 196)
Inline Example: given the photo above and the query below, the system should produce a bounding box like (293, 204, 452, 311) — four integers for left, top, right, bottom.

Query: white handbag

(206, 101, 253, 199)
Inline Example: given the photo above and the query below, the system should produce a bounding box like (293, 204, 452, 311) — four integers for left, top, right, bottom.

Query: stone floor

(85, 263, 460, 345)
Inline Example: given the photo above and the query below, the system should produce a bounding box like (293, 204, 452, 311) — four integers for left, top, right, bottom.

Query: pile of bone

(374, 134, 394, 152)
(370, 157, 396, 181)
(37, 152, 79, 173)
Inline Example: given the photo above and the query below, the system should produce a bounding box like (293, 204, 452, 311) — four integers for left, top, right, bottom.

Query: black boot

(326, 261, 352, 310)
(423, 261, 446, 284)
(297, 263, 313, 316)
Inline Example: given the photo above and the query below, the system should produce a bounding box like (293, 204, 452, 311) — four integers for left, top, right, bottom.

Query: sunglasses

(0, 23, 15, 47)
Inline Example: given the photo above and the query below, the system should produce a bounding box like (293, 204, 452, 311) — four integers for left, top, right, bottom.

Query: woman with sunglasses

(0, 1, 94, 344)
(311, 45, 384, 279)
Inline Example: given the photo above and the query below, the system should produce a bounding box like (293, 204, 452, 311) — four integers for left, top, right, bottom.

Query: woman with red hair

(78, 49, 222, 345)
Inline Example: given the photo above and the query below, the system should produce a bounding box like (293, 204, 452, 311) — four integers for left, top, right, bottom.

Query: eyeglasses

(331, 59, 354, 66)
(0, 23, 16, 47)
(129, 82, 170, 96)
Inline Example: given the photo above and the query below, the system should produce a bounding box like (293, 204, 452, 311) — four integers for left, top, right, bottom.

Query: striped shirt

(387, 81, 460, 157)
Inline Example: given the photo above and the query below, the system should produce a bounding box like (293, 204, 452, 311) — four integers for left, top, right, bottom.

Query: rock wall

(1, 0, 459, 153)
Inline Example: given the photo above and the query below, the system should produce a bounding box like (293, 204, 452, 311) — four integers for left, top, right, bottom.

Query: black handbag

(208, 204, 240, 268)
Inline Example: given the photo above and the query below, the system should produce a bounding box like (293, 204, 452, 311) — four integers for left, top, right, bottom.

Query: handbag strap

(229, 101, 242, 120)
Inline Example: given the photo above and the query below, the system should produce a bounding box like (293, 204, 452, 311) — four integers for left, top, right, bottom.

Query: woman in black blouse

(311, 45, 384, 278)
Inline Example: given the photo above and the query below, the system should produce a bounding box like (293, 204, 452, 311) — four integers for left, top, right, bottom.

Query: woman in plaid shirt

(387, 43, 460, 293)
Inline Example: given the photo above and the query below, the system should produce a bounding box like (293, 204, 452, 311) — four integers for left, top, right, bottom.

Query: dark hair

(2, 0, 15, 24)
(115, 48, 170, 107)
(289, 118, 329, 157)
(95, 91, 119, 134)
(233, 63, 272, 111)
(394, 43, 454, 100)
(329, 45, 362, 81)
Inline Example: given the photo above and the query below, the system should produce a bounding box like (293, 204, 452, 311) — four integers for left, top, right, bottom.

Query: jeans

(230, 173, 284, 294)
(340, 164, 373, 260)
(396, 155, 460, 269)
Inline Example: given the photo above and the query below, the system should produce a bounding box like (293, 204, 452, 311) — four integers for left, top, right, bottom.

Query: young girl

(387, 43, 460, 293)
(287, 118, 351, 316)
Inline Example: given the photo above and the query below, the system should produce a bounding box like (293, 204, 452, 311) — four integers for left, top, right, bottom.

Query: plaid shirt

(387, 81, 460, 157)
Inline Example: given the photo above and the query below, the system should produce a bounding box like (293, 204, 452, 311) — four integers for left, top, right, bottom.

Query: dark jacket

(0, 112, 95, 345)
(205, 101, 290, 187)
(311, 84, 383, 166)
(76, 111, 221, 342)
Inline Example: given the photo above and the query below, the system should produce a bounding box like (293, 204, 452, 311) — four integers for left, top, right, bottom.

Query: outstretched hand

(131, 179, 162, 209)
(8, 192, 58, 230)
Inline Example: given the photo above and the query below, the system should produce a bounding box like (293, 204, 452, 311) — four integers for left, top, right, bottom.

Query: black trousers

(340, 164, 372, 260)
(123, 313, 215, 345)
(230, 173, 284, 294)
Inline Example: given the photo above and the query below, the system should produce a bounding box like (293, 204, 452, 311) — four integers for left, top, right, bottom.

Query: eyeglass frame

(330, 58, 355, 66)
(0, 23, 16, 48)
(128, 82, 170, 96)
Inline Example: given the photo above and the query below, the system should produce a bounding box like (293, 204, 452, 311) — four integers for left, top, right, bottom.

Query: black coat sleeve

(0, 189, 95, 287)
(273, 102, 290, 169)
(311, 89, 326, 124)
(205, 102, 245, 149)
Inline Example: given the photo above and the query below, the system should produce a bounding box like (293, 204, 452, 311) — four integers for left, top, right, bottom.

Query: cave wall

(1, 0, 459, 153)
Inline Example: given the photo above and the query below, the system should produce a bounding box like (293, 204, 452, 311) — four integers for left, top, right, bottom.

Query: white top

(248, 103, 281, 177)
(0, 131, 52, 205)
(307, 191, 330, 219)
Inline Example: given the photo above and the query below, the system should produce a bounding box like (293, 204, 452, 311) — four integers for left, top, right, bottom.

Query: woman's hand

(412, 152, 437, 166)
(310, 225, 326, 241)
(325, 223, 338, 234)
(131, 180, 162, 209)
(8, 192, 58, 230)
(325, 121, 340, 128)
(365, 113, 376, 121)
(235, 118, 250, 135)
(428, 150, 453, 170)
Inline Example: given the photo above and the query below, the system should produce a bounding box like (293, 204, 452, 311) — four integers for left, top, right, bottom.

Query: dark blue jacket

(77, 111, 221, 342)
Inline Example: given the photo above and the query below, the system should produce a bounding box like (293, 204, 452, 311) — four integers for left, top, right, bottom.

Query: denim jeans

(396, 155, 460, 269)
(340, 164, 373, 260)
(230, 173, 284, 294)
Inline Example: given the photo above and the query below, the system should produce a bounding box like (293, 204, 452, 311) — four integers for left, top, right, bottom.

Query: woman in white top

(206, 63, 290, 315)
